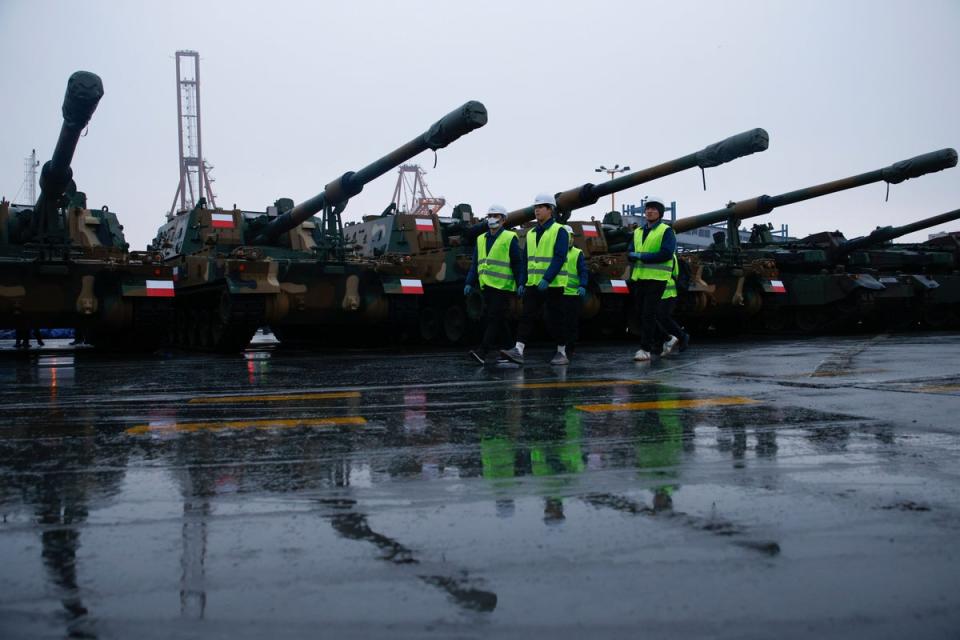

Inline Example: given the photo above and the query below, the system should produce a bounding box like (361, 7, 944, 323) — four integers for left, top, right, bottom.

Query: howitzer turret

(674, 148, 958, 237)
(252, 101, 488, 245)
(833, 208, 960, 257)
(30, 71, 104, 242)
(503, 128, 769, 229)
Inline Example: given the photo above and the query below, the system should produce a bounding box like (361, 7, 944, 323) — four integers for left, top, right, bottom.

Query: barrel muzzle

(882, 148, 957, 184)
(63, 71, 104, 130)
(423, 101, 488, 150)
(696, 128, 769, 168)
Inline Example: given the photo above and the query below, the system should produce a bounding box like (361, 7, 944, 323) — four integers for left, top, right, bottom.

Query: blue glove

(463, 284, 473, 296)
(537, 279, 549, 292)
(577, 286, 587, 298)
(517, 285, 525, 297)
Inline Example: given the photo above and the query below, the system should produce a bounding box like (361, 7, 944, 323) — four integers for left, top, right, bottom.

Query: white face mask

(487, 217, 502, 229)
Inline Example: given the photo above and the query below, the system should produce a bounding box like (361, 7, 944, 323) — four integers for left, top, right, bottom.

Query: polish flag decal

(582, 227, 599, 238)
(146, 280, 175, 297)
(400, 279, 424, 294)
(211, 213, 235, 228)
(415, 218, 434, 232)
(768, 280, 786, 293)
(610, 279, 629, 294)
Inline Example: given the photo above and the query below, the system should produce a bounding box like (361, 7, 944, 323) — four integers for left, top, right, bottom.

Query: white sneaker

(661, 335, 679, 356)
(633, 349, 651, 361)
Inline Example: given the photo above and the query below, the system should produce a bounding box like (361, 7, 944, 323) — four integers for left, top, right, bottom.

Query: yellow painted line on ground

(126, 416, 366, 435)
(916, 385, 960, 394)
(515, 379, 652, 390)
(575, 396, 760, 413)
(188, 391, 361, 404)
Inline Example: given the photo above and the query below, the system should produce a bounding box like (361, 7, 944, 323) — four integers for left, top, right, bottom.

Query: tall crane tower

(22, 149, 39, 204)
(170, 50, 217, 217)
(390, 164, 445, 215)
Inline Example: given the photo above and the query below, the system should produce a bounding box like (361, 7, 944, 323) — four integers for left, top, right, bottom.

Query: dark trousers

(632, 280, 666, 352)
(517, 287, 565, 345)
(657, 297, 684, 339)
(479, 287, 514, 355)
(563, 295, 581, 351)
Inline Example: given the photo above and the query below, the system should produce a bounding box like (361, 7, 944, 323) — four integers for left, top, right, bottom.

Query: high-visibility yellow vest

(562, 247, 584, 296)
(525, 222, 563, 288)
(630, 223, 673, 282)
(662, 255, 680, 299)
(477, 230, 517, 292)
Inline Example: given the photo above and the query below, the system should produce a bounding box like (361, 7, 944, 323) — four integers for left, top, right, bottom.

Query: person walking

(500, 194, 570, 366)
(464, 205, 524, 364)
(627, 196, 676, 361)
(657, 254, 690, 356)
(560, 225, 588, 360)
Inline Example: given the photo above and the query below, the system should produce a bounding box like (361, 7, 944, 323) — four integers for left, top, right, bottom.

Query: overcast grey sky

(2, 0, 958, 249)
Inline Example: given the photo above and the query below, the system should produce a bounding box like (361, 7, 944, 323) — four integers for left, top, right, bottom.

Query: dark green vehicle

(1, 71, 174, 350)
(150, 101, 487, 351)
(676, 148, 958, 333)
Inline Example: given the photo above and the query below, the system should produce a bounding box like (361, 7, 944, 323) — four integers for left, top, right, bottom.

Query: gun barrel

(255, 101, 487, 243)
(503, 128, 769, 228)
(38, 71, 104, 203)
(838, 207, 960, 255)
(672, 148, 958, 233)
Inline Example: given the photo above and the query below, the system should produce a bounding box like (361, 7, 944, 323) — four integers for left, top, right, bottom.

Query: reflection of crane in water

(389, 164, 445, 216)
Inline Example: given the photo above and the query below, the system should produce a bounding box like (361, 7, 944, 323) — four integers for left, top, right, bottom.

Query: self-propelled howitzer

(1, 71, 175, 350)
(676, 148, 957, 333)
(153, 101, 488, 351)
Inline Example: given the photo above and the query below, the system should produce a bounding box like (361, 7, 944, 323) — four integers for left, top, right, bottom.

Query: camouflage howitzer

(677, 148, 957, 333)
(151, 101, 487, 351)
(1, 71, 175, 350)
(500, 128, 771, 338)
(824, 208, 960, 329)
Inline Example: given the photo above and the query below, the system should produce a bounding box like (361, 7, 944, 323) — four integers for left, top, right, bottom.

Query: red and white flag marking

(146, 280, 175, 297)
(582, 227, 599, 238)
(400, 279, 424, 294)
(769, 280, 786, 293)
(610, 279, 629, 294)
(415, 218, 434, 232)
(211, 213, 235, 229)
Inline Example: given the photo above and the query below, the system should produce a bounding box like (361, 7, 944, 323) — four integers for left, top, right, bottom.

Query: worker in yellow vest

(500, 193, 570, 366)
(560, 225, 588, 359)
(464, 205, 525, 364)
(657, 254, 690, 356)
(627, 196, 677, 361)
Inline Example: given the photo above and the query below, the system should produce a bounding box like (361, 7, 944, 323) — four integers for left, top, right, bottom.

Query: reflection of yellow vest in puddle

(635, 396, 682, 495)
(531, 409, 585, 476)
(481, 436, 516, 480)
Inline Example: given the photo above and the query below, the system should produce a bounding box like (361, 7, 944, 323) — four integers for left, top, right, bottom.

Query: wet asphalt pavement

(1, 333, 959, 639)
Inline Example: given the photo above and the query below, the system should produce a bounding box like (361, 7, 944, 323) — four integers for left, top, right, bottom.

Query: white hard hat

(533, 193, 556, 208)
(563, 225, 574, 236)
(486, 204, 508, 216)
(645, 196, 666, 211)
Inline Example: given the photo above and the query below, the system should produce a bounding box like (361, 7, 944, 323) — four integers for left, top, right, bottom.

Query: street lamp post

(595, 164, 631, 213)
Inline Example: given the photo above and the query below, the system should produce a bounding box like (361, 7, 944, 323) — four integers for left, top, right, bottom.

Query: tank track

(172, 287, 266, 352)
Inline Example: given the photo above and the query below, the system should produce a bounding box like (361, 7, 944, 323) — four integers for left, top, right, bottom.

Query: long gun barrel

(673, 148, 958, 234)
(503, 128, 769, 228)
(32, 71, 104, 239)
(254, 101, 488, 243)
(836, 208, 960, 256)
